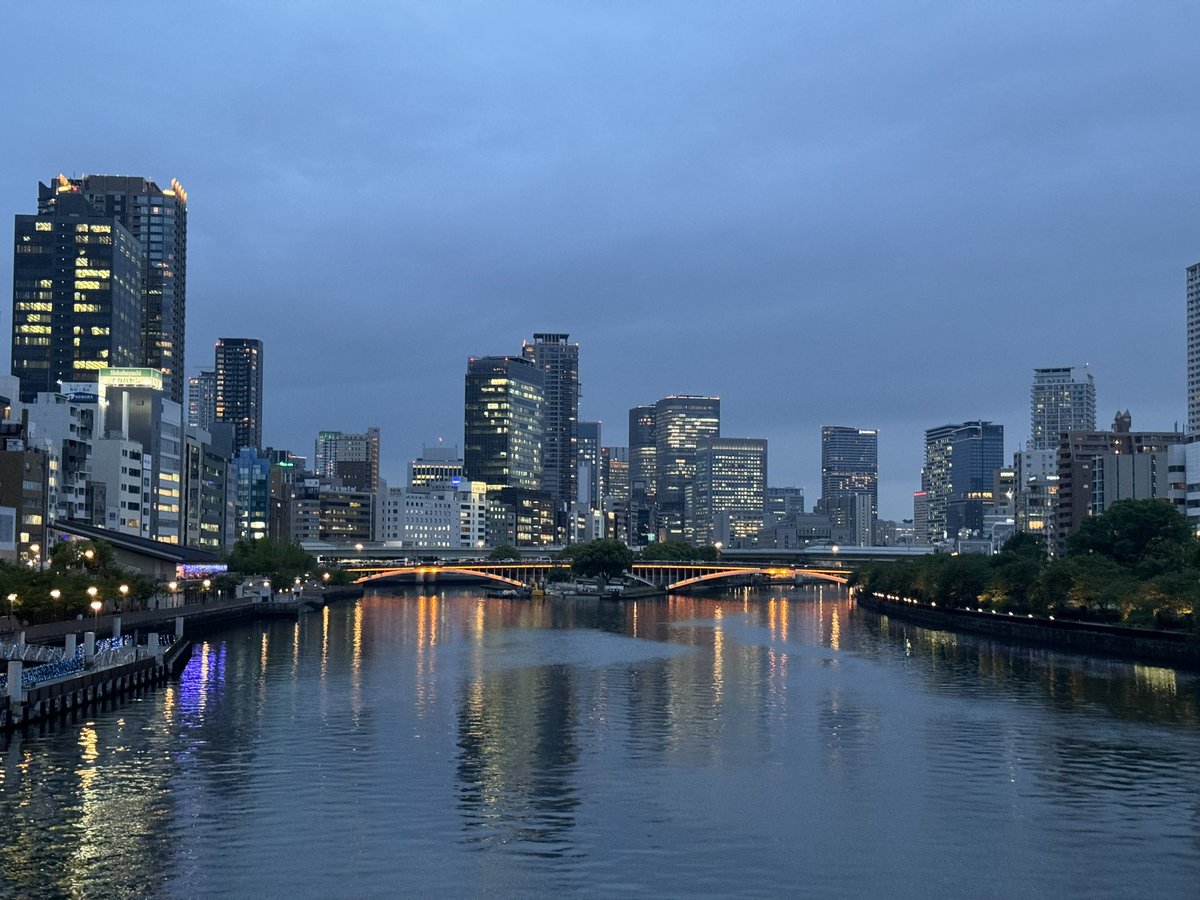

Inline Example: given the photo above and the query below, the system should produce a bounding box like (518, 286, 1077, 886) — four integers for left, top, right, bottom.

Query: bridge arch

(666, 567, 848, 592)
(354, 566, 527, 588)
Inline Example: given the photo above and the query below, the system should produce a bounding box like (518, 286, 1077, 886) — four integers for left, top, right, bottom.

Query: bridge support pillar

(175, 617, 185, 639)
(4, 660, 22, 702)
(64, 634, 76, 659)
(112, 616, 122, 640)
(84, 632, 96, 664)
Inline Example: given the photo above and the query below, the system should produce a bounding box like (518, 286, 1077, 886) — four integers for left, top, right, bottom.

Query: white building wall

(381, 481, 487, 549)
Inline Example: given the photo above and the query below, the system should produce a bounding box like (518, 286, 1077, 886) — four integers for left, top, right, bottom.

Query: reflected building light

(712, 606, 724, 704)
(1133, 664, 1177, 696)
(291, 621, 300, 678)
(321, 605, 330, 678)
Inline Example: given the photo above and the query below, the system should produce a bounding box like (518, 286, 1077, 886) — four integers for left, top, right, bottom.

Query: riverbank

(856, 591, 1200, 670)
(2, 585, 365, 732)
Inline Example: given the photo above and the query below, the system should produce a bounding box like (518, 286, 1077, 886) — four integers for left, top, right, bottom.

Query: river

(1, 586, 1198, 898)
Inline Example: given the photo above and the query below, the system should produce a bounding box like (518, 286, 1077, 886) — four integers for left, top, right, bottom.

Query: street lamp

(90, 599, 101, 623)
(119, 584, 129, 611)
(202, 578, 211, 602)
(355, 543, 364, 554)
(29, 543, 40, 570)
(6, 592, 16, 621)
(50, 588, 61, 603)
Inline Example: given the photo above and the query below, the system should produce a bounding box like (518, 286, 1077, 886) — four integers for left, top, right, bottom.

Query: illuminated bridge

(349, 562, 849, 593)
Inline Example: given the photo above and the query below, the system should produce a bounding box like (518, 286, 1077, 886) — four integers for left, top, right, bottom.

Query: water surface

(1, 587, 1198, 898)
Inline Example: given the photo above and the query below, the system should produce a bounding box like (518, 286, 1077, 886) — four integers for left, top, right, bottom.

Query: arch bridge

(351, 561, 848, 593)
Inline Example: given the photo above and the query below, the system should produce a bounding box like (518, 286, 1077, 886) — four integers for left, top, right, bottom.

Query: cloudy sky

(2, 2, 1198, 518)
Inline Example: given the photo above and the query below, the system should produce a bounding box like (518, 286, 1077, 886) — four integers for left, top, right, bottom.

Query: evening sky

(2, 2, 1198, 519)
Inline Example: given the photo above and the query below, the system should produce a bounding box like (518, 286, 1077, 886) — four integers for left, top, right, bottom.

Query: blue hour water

(1, 587, 1198, 898)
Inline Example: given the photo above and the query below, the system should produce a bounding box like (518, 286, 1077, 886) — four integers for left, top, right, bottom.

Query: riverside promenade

(1, 586, 362, 732)
(857, 591, 1200, 670)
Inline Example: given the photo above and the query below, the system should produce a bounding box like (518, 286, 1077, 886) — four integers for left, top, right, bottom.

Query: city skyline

(2, 3, 1197, 519)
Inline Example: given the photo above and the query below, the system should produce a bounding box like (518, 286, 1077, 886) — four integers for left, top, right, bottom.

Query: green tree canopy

(488, 544, 522, 561)
(1068, 499, 1198, 575)
(570, 539, 634, 584)
(640, 541, 704, 561)
(228, 538, 317, 586)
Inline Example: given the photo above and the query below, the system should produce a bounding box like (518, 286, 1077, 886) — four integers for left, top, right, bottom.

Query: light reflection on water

(0, 586, 1198, 898)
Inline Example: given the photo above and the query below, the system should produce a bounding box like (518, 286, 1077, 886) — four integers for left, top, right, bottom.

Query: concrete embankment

(856, 591, 1200, 670)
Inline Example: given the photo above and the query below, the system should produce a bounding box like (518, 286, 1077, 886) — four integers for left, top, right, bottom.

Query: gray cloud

(1, 1, 1197, 518)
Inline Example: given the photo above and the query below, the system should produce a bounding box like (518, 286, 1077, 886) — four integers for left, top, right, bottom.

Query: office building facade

(12, 187, 143, 401)
(409, 445, 465, 488)
(215, 338, 264, 452)
(463, 355, 544, 492)
(521, 333, 579, 506)
(188, 370, 216, 430)
(923, 421, 1004, 543)
(689, 437, 767, 546)
(1189, 262, 1200, 434)
(820, 425, 878, 544)
(1030, 366, 1095, 451)
(43, 175, 189, 404)
(314, 427, 381, 492)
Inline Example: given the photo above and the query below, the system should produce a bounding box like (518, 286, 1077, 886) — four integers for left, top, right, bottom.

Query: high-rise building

(41, 175, 188, 404)
(1055, 411, 1184, 555)
(233, 447, 271, 541)
(103, 382, 183, 544)
(923, 421, 1004, 543)
(215, 338, 264, 452)
(1030, 366, 1095, 450)
(689, 437, 767, 546)
(409, 445, 464, 488)
(764, 486, 806, 527)
(576, 420, 602, 509)
(654, 395, 720, 504)
(820, 426, 878, 543)
(314, 427, 381, 492)
(627, 404, 657, 543)
(1189, 263, 1200, 434)
(463, 355, 544, 492)
(187, 370, 216, 430)
(11, 187, 143, 401)
(653, 395, 720, 541)
(521, 333, 579, 506)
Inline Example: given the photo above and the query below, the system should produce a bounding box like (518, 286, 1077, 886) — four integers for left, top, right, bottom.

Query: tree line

(851, 499, 1200, 632)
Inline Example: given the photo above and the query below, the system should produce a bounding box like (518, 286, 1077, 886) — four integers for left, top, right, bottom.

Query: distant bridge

(351, 562, 848, 593)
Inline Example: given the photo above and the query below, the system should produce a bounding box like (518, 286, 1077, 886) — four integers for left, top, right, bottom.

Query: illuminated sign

(176, 563, 229, 579)
(99, 367, 163, 391)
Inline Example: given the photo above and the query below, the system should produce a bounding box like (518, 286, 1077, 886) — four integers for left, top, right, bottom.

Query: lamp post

(50, 588, 61, 606)
(168, 581, 178, 608)
(29, 543, 40, 571)
(6, 592, 16, 623)
(119, 584, 129, 611)
(202, 578, 211, 603)
(90, 599, 101, 624)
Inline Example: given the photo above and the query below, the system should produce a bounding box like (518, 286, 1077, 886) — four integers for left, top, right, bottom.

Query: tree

(488, 544, 521, 561)
(1068, 499, 1198, 575)
(570, 539, 634, 586)
(228, 538, 317, 587)
(640, 541, 701, 561)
